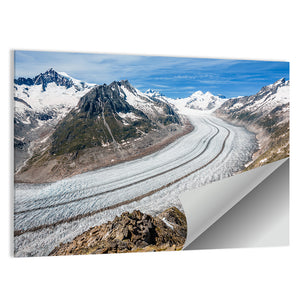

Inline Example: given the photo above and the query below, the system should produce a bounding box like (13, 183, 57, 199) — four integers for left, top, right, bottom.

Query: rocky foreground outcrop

(49, 207, 187, 256)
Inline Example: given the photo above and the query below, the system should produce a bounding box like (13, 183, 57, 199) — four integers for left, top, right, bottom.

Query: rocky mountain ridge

(215, 78, 289, 169)
(49, 206, 187, 255)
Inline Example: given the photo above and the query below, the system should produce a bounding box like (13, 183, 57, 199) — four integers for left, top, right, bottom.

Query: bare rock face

(49, 207, 187, 256)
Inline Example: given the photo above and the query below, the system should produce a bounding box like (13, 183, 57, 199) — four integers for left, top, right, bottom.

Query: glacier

(14, 108, 258, 256)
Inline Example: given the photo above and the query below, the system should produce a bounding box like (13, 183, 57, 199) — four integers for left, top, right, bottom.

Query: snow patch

(118, 112, 141, 121)
(161, 217, 174, 230)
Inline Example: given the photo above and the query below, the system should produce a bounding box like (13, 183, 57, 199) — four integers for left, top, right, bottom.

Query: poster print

(14, 51, 289, 256)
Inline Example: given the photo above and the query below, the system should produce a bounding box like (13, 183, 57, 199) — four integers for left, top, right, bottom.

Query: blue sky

(14, 50, 289, 98)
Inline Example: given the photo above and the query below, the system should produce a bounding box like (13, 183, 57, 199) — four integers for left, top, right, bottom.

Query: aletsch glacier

(14, 110, 257, 256)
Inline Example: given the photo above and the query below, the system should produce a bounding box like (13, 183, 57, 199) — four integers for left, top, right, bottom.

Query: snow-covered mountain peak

(115, 79, 138, 95)
(43, 67, 58, 75)
(273, 77, 286, 86)
(145, 89, 165, 98)
(14, 69, 96, 115)
(183, 90, 226, 112)
(33, 68, 73, 89)
(189, 90, 204, 98)
(119, 79, 132, 89)
(260, 77, 288, 94)
(39, 68, 56, 77)
(188, 90, 218, 101)
(204, 91, 213, 97)
(145, 89, 155, 94)
(15, 68, 96, 93)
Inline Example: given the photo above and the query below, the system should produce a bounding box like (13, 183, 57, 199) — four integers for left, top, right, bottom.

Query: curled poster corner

(181, 158, 288, 249)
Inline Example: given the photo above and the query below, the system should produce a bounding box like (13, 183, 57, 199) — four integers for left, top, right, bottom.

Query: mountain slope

(14, 68, 95, 171)
(215, 78, 289, 169)
(50, 81, 156, 156)
(15, 80, 191, 183)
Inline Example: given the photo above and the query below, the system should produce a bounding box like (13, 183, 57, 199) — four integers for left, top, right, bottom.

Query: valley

(14, 111, 257, 256)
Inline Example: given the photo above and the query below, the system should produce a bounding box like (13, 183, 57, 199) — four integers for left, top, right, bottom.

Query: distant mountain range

(180, 90, 226, 111)
(14, 68, 94, 91)
(145, 89, 227, 112)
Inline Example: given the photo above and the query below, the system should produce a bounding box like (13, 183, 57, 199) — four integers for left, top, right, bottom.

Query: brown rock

(49, 206, 187, 256)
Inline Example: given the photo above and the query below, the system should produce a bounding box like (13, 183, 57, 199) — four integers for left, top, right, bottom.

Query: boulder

(49, 206, 187, 256)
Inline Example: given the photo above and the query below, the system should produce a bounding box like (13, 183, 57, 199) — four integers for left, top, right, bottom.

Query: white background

(1, 1, 299, 299)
